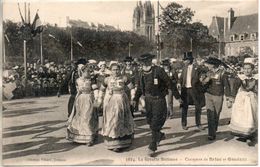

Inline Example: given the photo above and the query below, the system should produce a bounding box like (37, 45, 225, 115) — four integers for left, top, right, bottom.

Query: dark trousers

(145, 96, 167, 151)
(181, 88, 202, 127)
(205, 93, 223, 137)
(68, 94, 76, 117)
(207, 109, 221, 137)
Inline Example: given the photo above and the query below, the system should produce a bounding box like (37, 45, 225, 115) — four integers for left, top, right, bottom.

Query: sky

(3, 0, 259, 31)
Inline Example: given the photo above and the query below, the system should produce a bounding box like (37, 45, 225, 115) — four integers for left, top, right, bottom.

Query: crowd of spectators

(3, 55, 258, 101)
(3, 62, 71, 100)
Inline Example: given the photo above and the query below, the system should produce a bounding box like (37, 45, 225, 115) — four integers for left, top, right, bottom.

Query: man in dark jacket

(57, 58, 87, 117)
(200, 57, 229, 140)
(122, 56, 139, 117)
(133, 53, 182, 157)
(161, 59, 181, 119)
(179, 52, 205, 131)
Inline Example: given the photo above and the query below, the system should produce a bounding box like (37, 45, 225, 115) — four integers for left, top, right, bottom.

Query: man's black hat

(161, 59, 170, 66)
(124, 56, 134, 62)
(204, 57, 222, 66)
(183, 52, 193, 61)
(138, 53, 156, 62)
(76, 58, 87, 65)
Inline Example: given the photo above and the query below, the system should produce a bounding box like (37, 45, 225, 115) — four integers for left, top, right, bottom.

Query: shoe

(236, 137, 247, 142)
(247, 139, 256, 147)
(208, 136, 216, 140)
(87, 141, 94, 147)
(147, 148, 155, 157)
(113, 148, 120, 152)
(197, 125, 205, 131)
(157, 132, 166, 145)
(182, 126, 188, 130)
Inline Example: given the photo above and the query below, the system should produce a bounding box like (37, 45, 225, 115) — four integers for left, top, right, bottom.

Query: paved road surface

(2, 95, 258, 165)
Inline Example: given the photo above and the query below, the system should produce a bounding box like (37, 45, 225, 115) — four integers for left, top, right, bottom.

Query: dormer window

(230, 35, 234, 41)
(240, 34, 244, 41)
(250, 33, 256, 40)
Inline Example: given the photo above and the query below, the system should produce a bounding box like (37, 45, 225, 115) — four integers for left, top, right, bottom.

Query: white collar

(238, 74, 258, 80)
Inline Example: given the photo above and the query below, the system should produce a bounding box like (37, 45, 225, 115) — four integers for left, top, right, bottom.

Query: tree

(187, 22, 218, 57)
(159, 2, 194, 34)
(159, 2, 218, 59)
(4, 20, 154, 65)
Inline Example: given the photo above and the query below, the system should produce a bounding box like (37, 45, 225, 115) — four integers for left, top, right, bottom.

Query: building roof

(229, 13, 258, 34)
(215, 17, 224, 34)
(208, 16, 225, 41)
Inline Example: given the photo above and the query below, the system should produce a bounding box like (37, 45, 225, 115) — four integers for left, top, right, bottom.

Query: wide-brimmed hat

(161, 59, 171, 66)
(138, 53, 156, 62)
(244, 57, 256, 65)
(88, 59, 97, 64)
(76, 58, 87, 65)
(183, 52, 193, 61)
(124, 56, 134, 62)
(204, 57, 222, 66)
(109, 61, 119, 68)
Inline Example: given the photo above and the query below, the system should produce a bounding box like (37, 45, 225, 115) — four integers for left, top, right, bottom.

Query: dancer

(229, 57, 258, 145)
(97, 63, 135, 152)
(67, 65, 99, 146)
(58, 58, 87, 117)
(133, 53, 181, 156)
(201, 57, 229, 140)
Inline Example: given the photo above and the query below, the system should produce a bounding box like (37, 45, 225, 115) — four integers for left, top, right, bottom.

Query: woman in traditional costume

(229, 57, 258, 145)
(97, 63, 135, 152)
(67, 65, 99, 146)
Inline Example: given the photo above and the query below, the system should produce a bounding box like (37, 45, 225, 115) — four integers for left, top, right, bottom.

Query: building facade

(209, 9, 258, 57)
(132, 1, 155, 41)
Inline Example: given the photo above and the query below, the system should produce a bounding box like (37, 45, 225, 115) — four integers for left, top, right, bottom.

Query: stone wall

(224, 40, 258, 56)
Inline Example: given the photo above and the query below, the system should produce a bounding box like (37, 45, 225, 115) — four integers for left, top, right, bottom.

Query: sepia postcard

(1, 0, 258, 165)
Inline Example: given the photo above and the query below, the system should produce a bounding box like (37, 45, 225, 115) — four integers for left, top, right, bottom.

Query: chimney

(228, 8, 234, 30)
(224, 17, 226, 41)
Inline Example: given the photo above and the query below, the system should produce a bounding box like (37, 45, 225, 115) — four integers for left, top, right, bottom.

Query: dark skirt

(103, 134, 133, 150)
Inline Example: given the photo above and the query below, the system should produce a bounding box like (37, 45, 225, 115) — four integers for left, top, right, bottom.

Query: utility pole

(157, 0, 161, 62)
(128, 43, 132, 57)
(23, 40, 27, 95)
(40, 32, 43, 64)
(3, 35, 6, 63)
(70, 28, 73, 61)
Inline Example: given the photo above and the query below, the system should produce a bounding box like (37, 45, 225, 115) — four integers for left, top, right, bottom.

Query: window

(250, 33, 256, 40)
(240, 34, 244, 41)
(230, 35, 234, 41)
